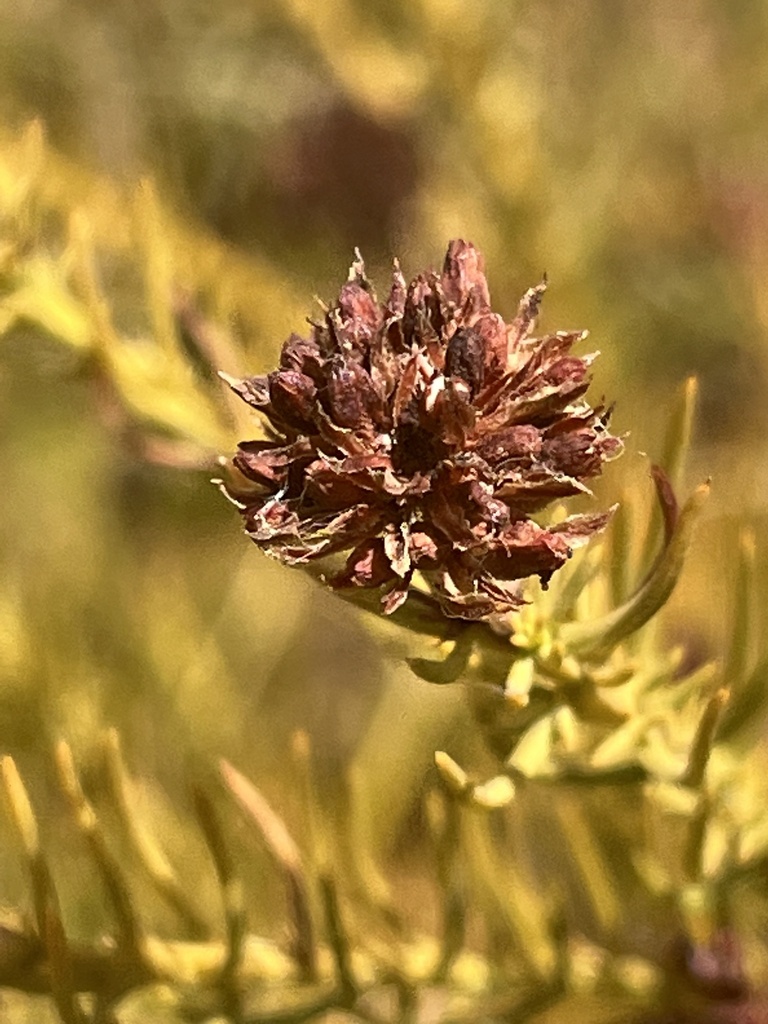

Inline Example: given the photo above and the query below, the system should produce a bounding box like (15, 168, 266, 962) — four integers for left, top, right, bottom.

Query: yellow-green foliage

(2, 3, 768, 1021)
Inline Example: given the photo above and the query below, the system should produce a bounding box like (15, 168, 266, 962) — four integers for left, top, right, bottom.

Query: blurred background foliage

(1, 0, 768, 1020)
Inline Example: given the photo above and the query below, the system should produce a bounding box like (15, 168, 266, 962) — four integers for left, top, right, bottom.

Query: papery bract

(221, 241, 621, 620)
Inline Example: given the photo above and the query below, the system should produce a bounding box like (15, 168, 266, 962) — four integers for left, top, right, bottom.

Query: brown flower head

(220, 241, 621, 621)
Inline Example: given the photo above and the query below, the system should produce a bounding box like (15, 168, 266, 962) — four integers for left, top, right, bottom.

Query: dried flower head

(220, 241, 621, 620)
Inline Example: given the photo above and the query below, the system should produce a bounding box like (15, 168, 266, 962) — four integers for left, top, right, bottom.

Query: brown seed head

(221, 241, 621, 621)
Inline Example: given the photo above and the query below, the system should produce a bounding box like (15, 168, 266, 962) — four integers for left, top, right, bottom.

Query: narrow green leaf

(681, 688, 729, 789)
(55, 741, 143, 960)
(605, 492, 634, 607)
(103, 730, 208, 939)
(723, 528, 756, 691)
(220, 759, 316, 981)
(1, 756, 83, 1024)
(560, 481, 709, 660)
(638, 377, 698, 574)
(661, 376, 699, 492)
(716, 654, 768, 744)
(193, 787, 246, 1022)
